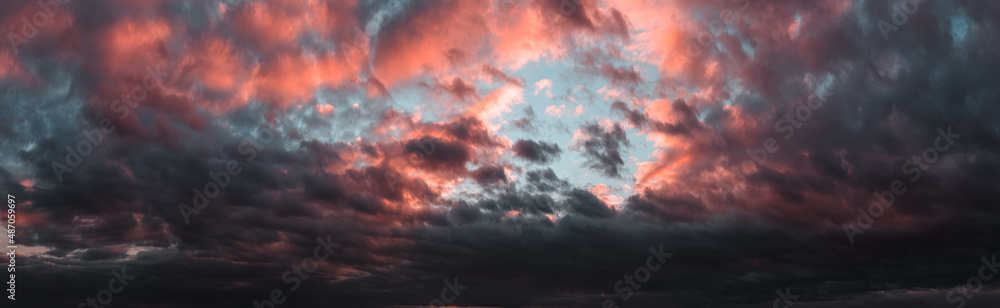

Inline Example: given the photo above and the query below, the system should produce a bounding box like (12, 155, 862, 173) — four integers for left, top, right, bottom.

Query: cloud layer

(2, 0, 1000, 307)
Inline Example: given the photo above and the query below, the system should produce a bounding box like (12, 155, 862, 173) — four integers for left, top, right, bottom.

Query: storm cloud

(2, 0, 1000, 307)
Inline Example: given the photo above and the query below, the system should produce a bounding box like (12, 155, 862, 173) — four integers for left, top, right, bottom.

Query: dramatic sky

(2, 0, 1000, 307)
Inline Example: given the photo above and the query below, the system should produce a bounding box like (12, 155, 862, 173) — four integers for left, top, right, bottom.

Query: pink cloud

(534, 78, 554, 97)
(545, 104, 566, 117)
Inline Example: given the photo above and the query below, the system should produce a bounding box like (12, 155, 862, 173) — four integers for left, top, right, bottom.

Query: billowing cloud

(573, 122, 631, 178)
(3, 0, 1000, 307)
(513, 139, 563, 164)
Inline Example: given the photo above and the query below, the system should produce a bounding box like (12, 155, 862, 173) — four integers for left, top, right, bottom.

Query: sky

(1, 0, 1000, 307)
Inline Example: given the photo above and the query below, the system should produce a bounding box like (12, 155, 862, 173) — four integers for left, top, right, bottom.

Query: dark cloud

(511, 117, 536, 132)
(611, 100, 648, 126)
(564, 188, 615, 218)
(2, 0, 1000, 307)
(524, 168, 570, 192)
(573, 122, 630, 178)
(612, 99, 702, 136)
(483, 64, 524, 87)
(511, 106, 538, 132)
(599, 63, 643, 86)
(424, 77, 480, 101)
(471, 164, 508, 186)
(512, 139, 563, 164)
